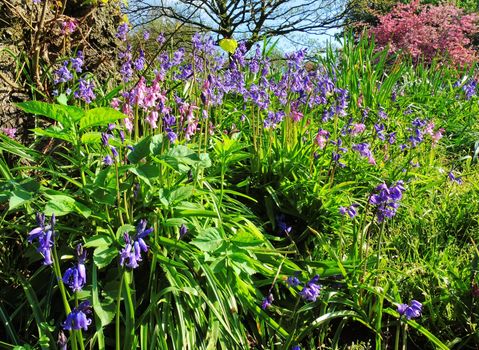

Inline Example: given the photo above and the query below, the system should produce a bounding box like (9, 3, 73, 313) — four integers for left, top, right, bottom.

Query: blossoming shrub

(370, 0, 479, 66)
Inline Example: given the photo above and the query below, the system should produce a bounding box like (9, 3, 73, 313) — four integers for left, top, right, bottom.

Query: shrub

(370, 0, 479, 66)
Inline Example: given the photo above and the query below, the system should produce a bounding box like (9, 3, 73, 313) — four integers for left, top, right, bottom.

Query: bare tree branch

(125, 0, 350, 50)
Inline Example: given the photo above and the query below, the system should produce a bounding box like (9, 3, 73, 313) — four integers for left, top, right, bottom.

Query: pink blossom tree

(370, 0, 479, 66)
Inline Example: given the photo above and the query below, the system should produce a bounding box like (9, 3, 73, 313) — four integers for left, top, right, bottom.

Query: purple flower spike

(299, 275, 321, 302)
(28, 213, 55, 265)
(62, 300, 92, 331)
(261, 293, 274, 310)
(397, 299, 422, 320)
(120, 220, 153, 269)
(63, 244, 87, 292)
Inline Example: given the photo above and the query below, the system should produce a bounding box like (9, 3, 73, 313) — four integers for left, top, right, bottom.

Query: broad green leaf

(17, 101, 84, 128)
(9, 189, 32, 210)
(79, 107, 126, 130)
(190, 228, 223, 252)
(31, 127, 74, 143)
(81, 132, 102, 144)
(128, 136, 152, 163)
(44, 194, 91, 217)
(84, 234, 113, 248)
(116, 224, 135, 240)
(149, 134, 164, 155)
(93, 245, 118, 269)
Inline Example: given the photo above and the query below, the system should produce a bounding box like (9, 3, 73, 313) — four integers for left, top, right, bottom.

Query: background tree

(125, 0, 351, 50)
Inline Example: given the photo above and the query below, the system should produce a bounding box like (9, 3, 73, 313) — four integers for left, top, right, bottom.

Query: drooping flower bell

(62, 300, 92, 331)
(28, 213, 55, 265)
(63, 244, 87, 292)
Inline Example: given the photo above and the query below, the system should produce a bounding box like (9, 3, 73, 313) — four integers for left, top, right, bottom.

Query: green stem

(116, 272, 125, 350)
(52, 240, 78, 350)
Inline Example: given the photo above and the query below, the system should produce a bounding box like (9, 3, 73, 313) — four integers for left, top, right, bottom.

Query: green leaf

(190, 228, 223, 252)
(128, 136, 152, 164)
(31, 127, 74, 143)
(93, 246, 118, 269)
(116, 224, 135, 239)
(149, 134, 164, 155)
(56, 93, 68, 106)
(81, 132, 102, 144)
(84, 234, 113, 248)
(17, 101, 84, 128)
(44, 194, 91, 218)
(128, 164, 160, 187)
(79, 107, 126, 130)
(9, 189, 32, 210)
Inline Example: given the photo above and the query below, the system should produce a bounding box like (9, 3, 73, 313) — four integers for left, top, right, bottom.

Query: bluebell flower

(28, 213, 55, 265)
(261, 293, 273, 310)
(63, 300, 92, 331)
(397, 300, 422, 320)
(57, 330, 67, 350)
(179, 224, 188, 238)
(54, 61, 73, 85)
(276, 214, 292, 235)
(448, 171, 463, 185)
(299, 275, 321, 302)
(370, 181, 406, 222)
(339, 204, 359, 218)
(463, 79, 477, 100)
(62, 244, 87, 292)
(74, 78, 96, 104)
(70, 51, 84, 73)
(119, 219, 153, 269)
(292, 346, 301, 350)
(287, 275, 301, 287)
(116, 23, 129, 41)
(103, 155, 113, 166)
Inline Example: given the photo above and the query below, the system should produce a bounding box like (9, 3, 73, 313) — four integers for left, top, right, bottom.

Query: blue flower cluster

(119, 219, 153, 269)
(63, 300, 92, 331)
(397, 299, 422, 320)
(28, 213, 55, 265)
(62, 244, 87, 292)
(369, 181, 406, 222)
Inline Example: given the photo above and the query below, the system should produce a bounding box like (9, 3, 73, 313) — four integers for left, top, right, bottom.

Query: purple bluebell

(287, 275, 301, 287)
(116, 23, 129, 41)
(378, 107, 387, 119)
(57, 330, 67, 350)
(369, 181, 406, 222)
(292, 346, 301, 350)
(119, 219, 153, 269)
(62, 244, 87, 292)
(62, 300, 92, 331)
(110, 146, 118, 158)
(28, 213, 55, 265)
(299, 275, 321, 302)
(179, 224, 188, 238)
(352, 143, 376, 165)
(101, 132, 111, 146)
(261, 293, 273, 310)
(463, 79, 477, 100)
(54, 61, 73, 85)
(74, 78, 95, 104)
(133, 50, 145, 71)
(397, 300, 422, 320)
(276, 214, 291, 235)
(448, 171, 463, 185)
(70, 51, 84, 73)
(103, 155, 113, 166)
(143, 31, 150, 40)
(339, 204, 359, 218)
